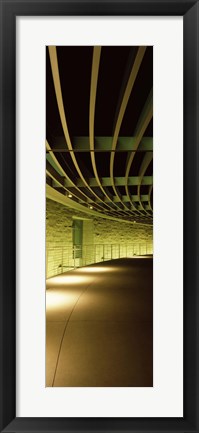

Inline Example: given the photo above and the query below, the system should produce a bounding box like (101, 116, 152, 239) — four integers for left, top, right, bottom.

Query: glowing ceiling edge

(46, 184, 153, 227)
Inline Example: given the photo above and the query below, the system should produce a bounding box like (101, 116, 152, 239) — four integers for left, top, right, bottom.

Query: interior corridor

(46, 258, 153, 387)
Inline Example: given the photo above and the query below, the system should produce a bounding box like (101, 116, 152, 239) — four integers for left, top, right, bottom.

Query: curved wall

(46, 198, 153, 278)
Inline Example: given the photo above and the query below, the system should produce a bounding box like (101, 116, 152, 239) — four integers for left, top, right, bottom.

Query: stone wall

(93, 217, 152, 244)
(46, 198, 153, 278)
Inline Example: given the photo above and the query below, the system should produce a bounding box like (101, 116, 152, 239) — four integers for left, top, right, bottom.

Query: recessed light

(68, 193, 72, 198)
(89, 205, 93, 209)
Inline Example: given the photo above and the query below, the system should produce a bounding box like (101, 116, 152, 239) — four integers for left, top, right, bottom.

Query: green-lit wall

(46, 198, 153, 278)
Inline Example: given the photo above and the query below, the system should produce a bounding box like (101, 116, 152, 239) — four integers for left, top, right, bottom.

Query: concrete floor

(46, 258, 153, 387)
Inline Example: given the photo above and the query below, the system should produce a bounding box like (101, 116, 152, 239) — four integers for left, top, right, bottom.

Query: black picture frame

(0, 1, 198, 432)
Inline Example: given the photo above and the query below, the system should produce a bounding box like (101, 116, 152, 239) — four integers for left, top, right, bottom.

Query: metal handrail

(46, 242, 153, 278)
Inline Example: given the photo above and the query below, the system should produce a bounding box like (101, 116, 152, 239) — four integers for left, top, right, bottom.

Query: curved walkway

(46, 258, 153, 387)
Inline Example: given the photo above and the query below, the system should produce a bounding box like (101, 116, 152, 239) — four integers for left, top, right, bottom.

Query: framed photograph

(0, 1, 198, 432)
(46, 43, 154, 389)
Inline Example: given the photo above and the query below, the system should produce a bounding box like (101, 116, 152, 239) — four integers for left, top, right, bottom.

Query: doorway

(72, 219, 83, 259)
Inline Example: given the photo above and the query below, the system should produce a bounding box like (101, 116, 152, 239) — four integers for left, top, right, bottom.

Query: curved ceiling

(46, 45, 153, 225)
